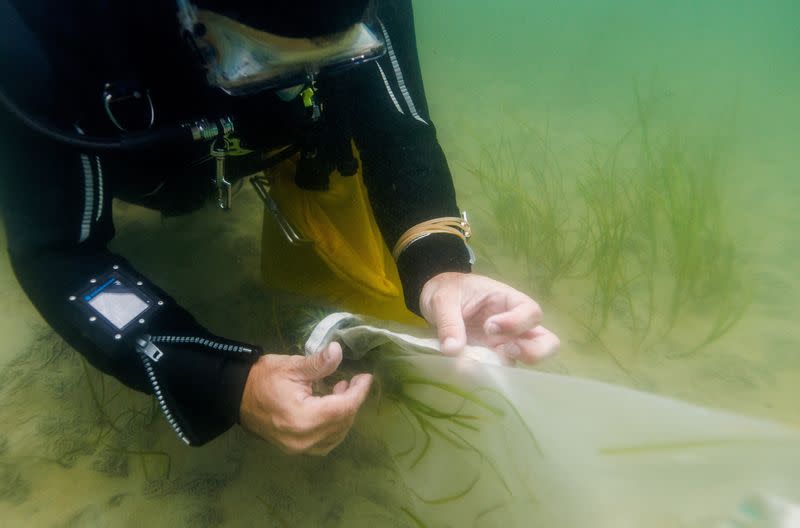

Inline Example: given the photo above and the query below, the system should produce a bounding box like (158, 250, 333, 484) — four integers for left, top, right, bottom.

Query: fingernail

(541, 343, 560, 359)
(502, 342, 521, 358)
(485, 322, 500, 335)
(442, 338, 459, 354)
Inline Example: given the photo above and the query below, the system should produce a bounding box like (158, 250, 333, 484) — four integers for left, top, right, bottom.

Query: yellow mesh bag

(260, 147, 424, 326)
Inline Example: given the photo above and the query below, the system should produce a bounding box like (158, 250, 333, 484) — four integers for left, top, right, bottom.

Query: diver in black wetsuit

(0, 0, 560, 453)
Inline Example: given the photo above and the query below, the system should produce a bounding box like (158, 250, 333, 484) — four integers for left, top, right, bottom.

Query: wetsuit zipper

(140, 354, 190, 445)
(134, 334, 256, 446)
(149, 335, 254, 355)
(134, 335, 190, 445)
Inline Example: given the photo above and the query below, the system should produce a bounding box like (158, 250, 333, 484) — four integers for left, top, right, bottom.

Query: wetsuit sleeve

(347, 0, 472, 315)
(0, 122, 257, 447)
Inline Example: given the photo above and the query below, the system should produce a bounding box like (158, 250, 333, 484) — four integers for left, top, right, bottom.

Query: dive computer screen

(71, 269, 162, 337)
(87, 286, 149, 329)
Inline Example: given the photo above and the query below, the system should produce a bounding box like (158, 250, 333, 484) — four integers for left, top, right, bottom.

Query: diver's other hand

(239, 342, 372, 456)
(419, 272, 560, 364)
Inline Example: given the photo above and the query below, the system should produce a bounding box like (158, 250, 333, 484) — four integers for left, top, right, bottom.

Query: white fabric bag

(305, 313, 800, 527)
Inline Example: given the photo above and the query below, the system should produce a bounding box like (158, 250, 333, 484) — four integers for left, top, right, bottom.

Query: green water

(1, 1, 799, 526)
(417, 0, 800, 422)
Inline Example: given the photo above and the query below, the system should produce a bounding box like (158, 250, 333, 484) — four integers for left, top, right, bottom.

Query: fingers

(292, 342, 343, 382)
(425, 286, 467, 356)
(520, 326, 560, 362)
(306, 373, 373, 423)
(495, 342, 521, 364)
(495, 326, 560, 364)
(479, 290, 555, 364)
(280, 373, 373, 456)
(243, 351, 373, 457)
(484, 293, 543, 338)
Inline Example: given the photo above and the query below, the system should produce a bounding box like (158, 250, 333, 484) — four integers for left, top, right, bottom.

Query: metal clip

(250, 174, 313, 245)
(211, 137, 233, 210)
(460, 211, 476, 264)
(460, 211, 472, 240)
(103, 82, 155, 132)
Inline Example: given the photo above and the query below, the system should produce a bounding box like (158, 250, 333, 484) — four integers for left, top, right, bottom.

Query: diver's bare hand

(420, 272, 560, 364)
(239, 342, 372, 455)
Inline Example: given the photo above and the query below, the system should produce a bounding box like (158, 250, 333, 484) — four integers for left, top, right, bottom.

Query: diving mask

(176, 0, 386, 95)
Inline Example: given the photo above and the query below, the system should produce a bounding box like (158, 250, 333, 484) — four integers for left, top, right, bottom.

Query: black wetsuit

(0, 0, 471, 445)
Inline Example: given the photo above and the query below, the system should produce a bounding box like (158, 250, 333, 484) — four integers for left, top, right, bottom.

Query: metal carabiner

(250, 174, 312, 245)
(102, 82, 155, 132)
(210, 137, 233, 210)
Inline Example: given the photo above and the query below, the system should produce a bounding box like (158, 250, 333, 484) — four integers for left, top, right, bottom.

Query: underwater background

(417, 0, 800, 422)
(1, 0, 798, 526)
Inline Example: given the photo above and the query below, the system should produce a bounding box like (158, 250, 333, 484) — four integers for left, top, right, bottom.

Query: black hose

(0, 87, 192, 152)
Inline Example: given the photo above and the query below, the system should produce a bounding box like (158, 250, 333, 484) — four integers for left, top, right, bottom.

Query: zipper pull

(135, 335, 164, 362)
